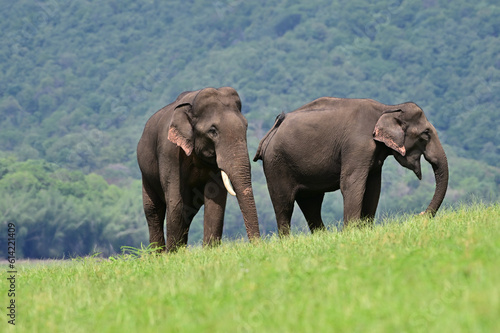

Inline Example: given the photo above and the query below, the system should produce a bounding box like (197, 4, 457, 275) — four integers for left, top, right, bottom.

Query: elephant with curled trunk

(254, 97, 449, 235)
(137, 87, 260, 252)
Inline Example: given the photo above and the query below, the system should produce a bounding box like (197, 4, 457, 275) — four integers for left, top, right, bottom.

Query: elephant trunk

(217, 144, 261, 241)
(423, 134, 449, 216)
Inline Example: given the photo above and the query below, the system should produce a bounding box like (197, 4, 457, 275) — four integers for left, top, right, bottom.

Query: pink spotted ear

(373, 110, 406, 156)
(168, 104, 194, 156)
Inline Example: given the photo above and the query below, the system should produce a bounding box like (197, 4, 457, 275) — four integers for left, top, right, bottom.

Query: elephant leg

(340, 170, 368, 227)
(268, 188, 295, 236)
(165, 189, 202, 252)
(264, 166, 296, 236)
(203, 180, 228, 247)
(275, 200, 294, 236)
(142, 182, 166, 250)
(296, 193, 326, 233)
(361, 170, 382, 221)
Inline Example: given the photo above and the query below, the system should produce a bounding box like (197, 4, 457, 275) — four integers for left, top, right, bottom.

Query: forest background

(1, 0, 499, 258)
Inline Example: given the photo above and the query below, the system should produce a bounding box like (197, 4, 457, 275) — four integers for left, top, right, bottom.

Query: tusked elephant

(254, 97, 449, 235)
(137, 87, 260, 252)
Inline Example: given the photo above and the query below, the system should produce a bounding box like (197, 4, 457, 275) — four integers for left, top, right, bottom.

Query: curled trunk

(423, 135, 449, 216)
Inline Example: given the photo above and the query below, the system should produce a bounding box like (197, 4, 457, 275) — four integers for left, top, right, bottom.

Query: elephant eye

(208, 126, 218, 137)
(421, 130, 431, 141)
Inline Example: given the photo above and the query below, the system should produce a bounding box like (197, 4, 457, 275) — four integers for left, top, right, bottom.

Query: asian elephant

(137, 87, 260, 252)
(253, 97, 448, 235)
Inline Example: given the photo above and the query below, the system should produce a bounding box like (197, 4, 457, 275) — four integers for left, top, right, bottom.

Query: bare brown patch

(243, 187, 253, 196)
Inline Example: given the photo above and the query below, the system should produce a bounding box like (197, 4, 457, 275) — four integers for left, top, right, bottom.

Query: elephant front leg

(340, 170, 369, 227)
(165, 189, 202, 252)
(203, 179, 228, 247)
(361, 169, 382, 221)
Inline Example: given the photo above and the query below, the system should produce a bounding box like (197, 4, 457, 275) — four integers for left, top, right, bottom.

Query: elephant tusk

(221, 170, 236, 196)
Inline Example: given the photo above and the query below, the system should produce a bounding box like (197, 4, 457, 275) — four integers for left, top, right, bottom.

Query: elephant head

(167, 87, 260, 240)
(373, 103, 449, 216)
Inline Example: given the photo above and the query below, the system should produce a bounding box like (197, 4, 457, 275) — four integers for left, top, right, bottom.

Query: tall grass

(5, 203, 499, 332)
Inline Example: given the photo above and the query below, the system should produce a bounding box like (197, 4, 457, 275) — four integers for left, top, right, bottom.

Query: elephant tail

(253, 112, 286, 162)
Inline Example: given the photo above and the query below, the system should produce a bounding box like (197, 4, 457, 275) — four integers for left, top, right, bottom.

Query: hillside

(1, 0, 499, 257)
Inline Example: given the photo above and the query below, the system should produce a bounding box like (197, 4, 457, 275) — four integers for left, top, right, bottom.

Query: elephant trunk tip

(246, 225, 261, 241)
(420, 208, 437, 217)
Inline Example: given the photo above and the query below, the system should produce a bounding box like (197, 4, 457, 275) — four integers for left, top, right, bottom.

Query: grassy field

(3, 203, 499, 332)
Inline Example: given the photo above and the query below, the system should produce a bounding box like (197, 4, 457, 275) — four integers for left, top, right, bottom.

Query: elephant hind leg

(274, 200, 294, 237)
(142, 182, 166, 250)
(268, 187, 295, 237)
(264, 165, 296, 236)
(296, 193, 326, 233)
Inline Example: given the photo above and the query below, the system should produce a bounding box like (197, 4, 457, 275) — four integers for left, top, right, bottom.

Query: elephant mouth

(195, 153, 217, 167)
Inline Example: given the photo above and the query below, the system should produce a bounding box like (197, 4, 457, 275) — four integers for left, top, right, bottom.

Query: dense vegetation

(1, 0, 499, 257)
(0, 157, 146, 258)
(9, 204, 500, 331)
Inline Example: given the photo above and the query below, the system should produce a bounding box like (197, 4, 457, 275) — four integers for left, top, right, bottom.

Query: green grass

(4, 203, 500, 332)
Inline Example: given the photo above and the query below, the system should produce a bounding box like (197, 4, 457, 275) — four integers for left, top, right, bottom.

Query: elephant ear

(168, 103, 194, 156)
(373, 109, 406, 156)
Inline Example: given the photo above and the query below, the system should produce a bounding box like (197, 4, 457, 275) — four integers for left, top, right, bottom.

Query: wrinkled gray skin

(254, 97, 449, 235)
(137, 87, 260, 252)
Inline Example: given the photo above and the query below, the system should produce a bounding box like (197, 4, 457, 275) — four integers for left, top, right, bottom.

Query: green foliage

(0, 158, 147, 258)
(8, 204, 500, 332)
(1, 0, 499, 169)
(0, 1, 499, 257)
